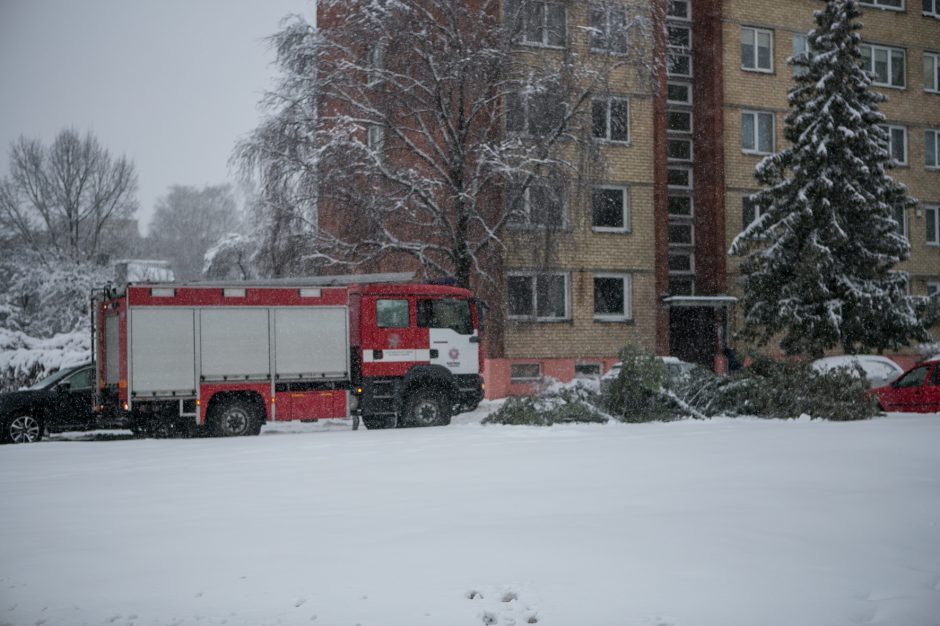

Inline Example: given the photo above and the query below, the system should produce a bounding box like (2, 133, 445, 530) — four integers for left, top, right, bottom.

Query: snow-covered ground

(2, 404, 940, 626)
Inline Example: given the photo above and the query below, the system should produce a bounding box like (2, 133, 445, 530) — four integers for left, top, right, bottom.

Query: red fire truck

(92, 274, 484, 436)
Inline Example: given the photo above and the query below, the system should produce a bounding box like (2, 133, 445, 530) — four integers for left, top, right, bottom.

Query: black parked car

(0, 364, 98, 444)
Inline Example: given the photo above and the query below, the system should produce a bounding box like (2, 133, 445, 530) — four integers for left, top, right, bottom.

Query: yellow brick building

(487, 0, 939, 396)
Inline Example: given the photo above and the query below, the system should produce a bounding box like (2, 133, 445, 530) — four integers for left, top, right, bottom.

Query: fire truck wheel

(403, 388, 452, 427)
(210, 398, 261, 437)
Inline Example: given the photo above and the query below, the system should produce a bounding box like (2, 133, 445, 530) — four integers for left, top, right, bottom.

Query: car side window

(65, 368, 94, 390)
(931, 365, 940, 386)
(895, 365, 928, 389)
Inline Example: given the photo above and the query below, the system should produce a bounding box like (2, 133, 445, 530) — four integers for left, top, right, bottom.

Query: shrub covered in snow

(602, 345, 679, 422)
(0, 328, 90, 392)
(482, 382, 607, 426)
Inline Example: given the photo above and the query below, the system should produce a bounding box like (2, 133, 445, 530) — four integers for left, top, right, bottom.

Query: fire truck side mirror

(469, 336, 481, 344)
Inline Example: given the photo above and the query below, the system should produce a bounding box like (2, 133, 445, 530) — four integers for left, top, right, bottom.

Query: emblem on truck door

(388, 333, 401, 348)
(449, 348, 460, 360)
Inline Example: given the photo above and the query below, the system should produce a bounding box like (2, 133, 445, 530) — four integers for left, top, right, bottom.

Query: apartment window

(893, 206, 908, 238)
(592, 186, 629, 232)
(667, 0, 691, 20)
(589, 3, 629, 54)
(591, 97, 629, 142)
(861, 44, 906, 88)
(667, 166, 692, 189)
(926, 205, 939, 246)
(859, 0, 903, 9)
(741, 110, 774, 154)
(667, 82, 692, 104)
(507, 0, 566, 48)
(881, 124, 908, 165)
(593, 274, 632, 321)
(741, 27, 773, 72)
(507, 272, 569, 320)
(925, 0, 940, 18)
(668, 251, 694, 274)
(575, 363, 602, 377)
(667, 137, 693, 161)
(667, 50, 692, 77)
(928, 280, 940, 298)
(669, 276, 695, 296)
(667, 195, 693, 217)
(927, 129, 940, 168)
(926, 52, 940, 92)
(510, 363, 542, 382)
(792, 33, 809, 77)
(667, 109, 692, 133)
(669, 222, 694, 245)
(742, 196, 763, 230)
(668, 25, 691, 50)
(509, 179, 566, 227)
(506, 90, 566, 137)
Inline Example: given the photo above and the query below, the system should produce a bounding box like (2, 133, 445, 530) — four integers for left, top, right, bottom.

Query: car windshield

(26, 367, 76, 390)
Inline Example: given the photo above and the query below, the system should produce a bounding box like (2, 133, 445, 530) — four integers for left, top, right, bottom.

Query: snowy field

(2, 404, 940, 626)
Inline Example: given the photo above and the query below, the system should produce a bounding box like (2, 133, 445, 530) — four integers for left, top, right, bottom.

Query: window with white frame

(507, 272, 569, 320)
(741, 27, 773, 72)
(507, 0, 566, 48)
(881, 124, 908, 164)
(591, 97, 629, 142)
(927, 279, 940, 298)
(589, 2, 629, 54)
(860, 44, 906, 88)
(792, 33, 809, 77)
(667, 109, 692, 133)
(927, 129, 940, 168)
(741, 110, 775, 154)
(668, 222, 694, 245)
(893, 206, 908, 238)
(667, 82, 692, 104)
(667, 50, 692, 77)
(668, 250, 694, 274)
(509, 179, 566, 228)
(510, 363, 542, 382)
(742, 195, 763, 230)
(593, 274, 632, 320)
(667, 137, 693, 161)
(925, 0, 940, 18)
(668, 194, 693, 217)
(575, 363, 602, 377)
(926, 52, 940, 92)
(592, 186, 630, 231)
(926, 205, 939, 246)
(667, 166, 692, 189)
(506, 89, 566, 137)
(859, 0, 903, 9)
(668, 25, 691, 50)
(667, 0, 690, 20)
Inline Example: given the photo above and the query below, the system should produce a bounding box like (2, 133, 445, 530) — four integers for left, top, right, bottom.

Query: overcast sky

(0, 0, 315, 234)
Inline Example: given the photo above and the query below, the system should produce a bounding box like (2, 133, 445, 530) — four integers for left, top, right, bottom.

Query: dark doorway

(669, 306, 717, 369)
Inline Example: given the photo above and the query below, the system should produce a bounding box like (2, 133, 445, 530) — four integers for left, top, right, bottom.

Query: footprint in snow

(295, 598, 307, 608)
(526, 616, 539, 624)
(466, 590, 483, 600)
(501, 592, 518, 603)
(481, 612, 497, 625)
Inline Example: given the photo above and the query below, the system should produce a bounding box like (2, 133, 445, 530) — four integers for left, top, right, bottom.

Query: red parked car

(867, 360, 940, 413)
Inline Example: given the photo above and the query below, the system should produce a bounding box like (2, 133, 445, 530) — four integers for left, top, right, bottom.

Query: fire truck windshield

(417, 298, 473, 335)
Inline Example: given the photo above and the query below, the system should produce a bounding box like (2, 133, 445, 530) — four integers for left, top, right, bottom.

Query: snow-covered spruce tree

(235, 0, 654, 288)
(730, 0, 928, 358)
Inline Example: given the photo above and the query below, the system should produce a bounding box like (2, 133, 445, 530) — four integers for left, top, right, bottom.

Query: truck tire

(210, 398, 261, 437)
(403, 388, 451, 427)
(3, 414, 44, 444)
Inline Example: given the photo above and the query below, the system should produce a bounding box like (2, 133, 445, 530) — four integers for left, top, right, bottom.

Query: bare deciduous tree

(0, 129, 138, 263)
(236, 0, 655, 290)
(147, 184, 241, 280)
